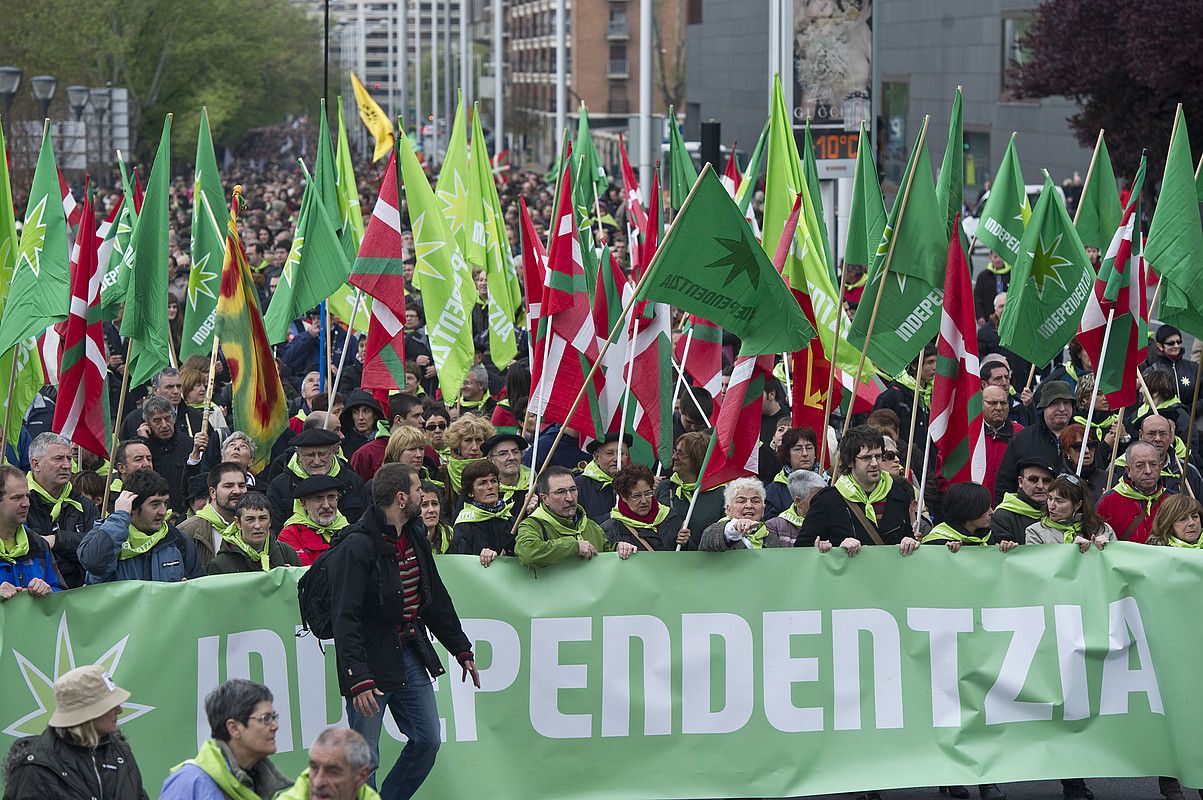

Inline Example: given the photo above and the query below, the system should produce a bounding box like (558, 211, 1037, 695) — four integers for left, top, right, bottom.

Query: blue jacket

(158, 764, 228, 800)
(0, 528, 63, 592)
(77, 511, 205, 584)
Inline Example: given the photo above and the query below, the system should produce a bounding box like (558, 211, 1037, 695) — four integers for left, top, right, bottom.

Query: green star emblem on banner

(1028, 233, 1073, 297)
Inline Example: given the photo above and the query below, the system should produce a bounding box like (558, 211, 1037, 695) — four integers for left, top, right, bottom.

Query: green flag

(399, 128, 476, 402)
(764, 74, 863, 373)
(845, 122, 887, 269)
(667, 106, 698, 212)
(120, 115, 172, 387)
(801, 119, 834, 276)
(326, 97, 367, 335)
(467, 105, 518, 367)
(314, 100, 341, 226)
(0, 125, 69, 356)
(934, 87, 963, 243)
(1146, 105, 1203, 305)
(573, 104, 608, 204)
(636, 165, 815, 356)
(98, 161, 138, 321)
(1074, 131, 1122, 252)
(847, 118, 948, 378)
(263, 164, 351, 345)
(181, 108, 226, 361)
(0, 120, 19, 312)
(735, 121, 769, 216)
(976, 133, 1030, 263)
(433, 92, 471, 259)
(997, 174, 1094, 365)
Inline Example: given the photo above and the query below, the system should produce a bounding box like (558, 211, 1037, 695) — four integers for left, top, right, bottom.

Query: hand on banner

(0, 582, 19, 601)
(577, 540, 598, 560)
(944, 540, 962, 553)
(24, 578, 52, 598)
(353, 687, 384, 716)
(1075, 535, 1109, 553)
(998, 540, 1018, 552)
(838, 538, 861, 557)
(816, 539, 833, 553)
(616, 542, 637, 560)
(898, 536, 921, 556)
(480, 548, 498, 567)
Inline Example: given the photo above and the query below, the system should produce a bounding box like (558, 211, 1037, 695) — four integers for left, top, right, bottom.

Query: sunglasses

(1164, 339, 1183, 346)
(424, 422, 448, 431)
(882, 450, 899, 461)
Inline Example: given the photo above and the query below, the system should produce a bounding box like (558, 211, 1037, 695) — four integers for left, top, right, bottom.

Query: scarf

(986, 260, 1011, 275)
(610, 498, 669, 530)
(26, 474, 83, 521)
(1040, 515, 1083, 544)
(1114, 478, 1165, 515)
(279, 769, 382, 800)
(120, 521, 169, 560)
(922, 522, 989, 546)
(228, 531, 272, 571)
(1073, 413, 1119, 437)
(429, 522, 455, 554)
(835, 472, 893, 524)
(174, 739, 282, 800)
(1168, 535, 1203, 549)
(0, 527, 30, 563)
(581, 459, 614, 487)
(283, 509, 350, 542)
(530, 503, 591, 538)
(195, 503, 239, 543)
(773, 468, 791, 486)
(500, 465, 532, 499)
(457, 394, 490, 411)
(446, 456, 484, 496)
(670, 472, 698, 502)
(1135, 397, 1181, 419)
(717, 516, 769, 549)
(454, 499, 513, 524)
(287, 452, 341, 480)
(778, 504, 806, 527)
(997, 492, 1043, 519)
(375, 419, 392, 439)
(894, 371, 931, 411)
(846, 271, 868, 289)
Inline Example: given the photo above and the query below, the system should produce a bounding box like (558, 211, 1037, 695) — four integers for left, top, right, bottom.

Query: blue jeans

(346, 642, 441, 800)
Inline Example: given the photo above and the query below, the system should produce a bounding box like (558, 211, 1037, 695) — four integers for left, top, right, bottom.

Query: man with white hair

(277, 728, 378, 800)
(699, 478, 784, 550)
(456, 365, 495, 417)
(25, 432, 98, 588)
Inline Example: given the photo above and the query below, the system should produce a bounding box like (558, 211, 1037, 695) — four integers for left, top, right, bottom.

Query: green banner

(1, 545, 1200, 798)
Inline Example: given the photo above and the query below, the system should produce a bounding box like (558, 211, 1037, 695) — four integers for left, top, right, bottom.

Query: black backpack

(297, 530, 359, 642)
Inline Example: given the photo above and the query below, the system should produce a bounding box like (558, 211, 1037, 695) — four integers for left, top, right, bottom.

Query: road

(788, 777, 1189, 799)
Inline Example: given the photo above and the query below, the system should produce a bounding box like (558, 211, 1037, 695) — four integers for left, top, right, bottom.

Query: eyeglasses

(626, 490, 655, 501)
(247, 712, 280, 726)
(855, 453, 883, 463)
(1164, 339, 1183, 347)
(1021, 474, 1052, 485)
(424, 422, 448, 431)
(547, 487, 578, 497)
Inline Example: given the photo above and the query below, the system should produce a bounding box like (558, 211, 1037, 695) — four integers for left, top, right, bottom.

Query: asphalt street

(789, 778, 1195, 799)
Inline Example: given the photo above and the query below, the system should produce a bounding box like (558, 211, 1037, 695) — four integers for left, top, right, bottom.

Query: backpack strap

(1121, 509, 1148, 542)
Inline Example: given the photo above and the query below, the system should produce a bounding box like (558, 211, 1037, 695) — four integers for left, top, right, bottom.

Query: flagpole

(325, 289, 364, 430)
(510, 164, 717, 537)
(1105, 407, 1125, 490)
(914, 429, 934, 529)
(675, 429, 719, 551)
(843, 115, 931, 434)
(660, 328, 695, 480)
(819, 263, 851, 472)
(102, 341, 136, 514)
(616, 318, 639, 472)
(904, 372, 925, 479)
(527, 326, 554, 487)
(196, 334, 221, 460)
(1136, 370, 1161, 417)
(0, 353, 18, 466)
(1073, 129, 1106, 227)
(1077, 308, 1114, 475)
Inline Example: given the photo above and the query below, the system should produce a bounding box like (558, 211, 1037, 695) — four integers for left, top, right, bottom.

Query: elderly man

(994, 380, 1074, 501)
(289, 371, 324, 433)
(699, 478, 785, 550)
(1098, 441, 1172, 544)
(267, 427, 367, 532)
(279, 475, 350, 566)
(516, 466, 636, 567)
(990, 456, 1056, 545)
(575, 433, 630, 524)
(139, 396, 208, 513)
(981, 384, 1023, 499)
(277, 728, 378, 800)
(456, 365, 495, 417)
(208, 493, 300, 575)
(24, 432, 98, 588)
(765, 469, 826, 547)
(1135, 413, 1203, 497)
(980, 354, 1033, 425)
(78, 470, 205, 583)
(119, 368, 190, 440)
(795, 425, 915, 552)
(484, 433, 530, 510)
(0, 464, 62, 601)
(178, 462, 248, 567)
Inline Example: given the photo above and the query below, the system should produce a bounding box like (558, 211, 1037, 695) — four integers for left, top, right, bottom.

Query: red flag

(518, 196, 547, 328)
(930, 219, 986, 483)
(53, 182, 108, 457)
(360, 298, 406, 393)
(720, 147, 742, 197)
(348, 150, 405, 320)
(618, 134, 647, 278)
(58, 168, 82, 228)
(700, 353, 774, 490)
(639, 167, 662, 274)
(674, 316, 724, 397)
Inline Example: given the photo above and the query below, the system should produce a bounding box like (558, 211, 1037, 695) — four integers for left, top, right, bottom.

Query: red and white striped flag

(618, 135, 647, 278)
(674, 316, 724, 398)
(700, 353, 774, 491)
(930, 218, 985, 483)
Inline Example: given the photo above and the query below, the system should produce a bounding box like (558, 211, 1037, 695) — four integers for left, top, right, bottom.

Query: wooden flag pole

(819, 263, 851, 473)
(101, 340, 136, 514)
(1136, 370, 1161, 417)
(842, 115, 931, 435)
(1077, 308, 1115, 476)
(1105, 407, 1126, 491)
(194, 334, 222, 461)
(509, 163, 716, 537)
(1073, 129, 1105, 228)
(904, 371, 925, 479)
(675, 429, 719, 551)
(324, 289, 365, 430)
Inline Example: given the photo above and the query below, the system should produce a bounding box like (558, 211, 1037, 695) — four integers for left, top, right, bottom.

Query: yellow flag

(350, 71, 394, 162)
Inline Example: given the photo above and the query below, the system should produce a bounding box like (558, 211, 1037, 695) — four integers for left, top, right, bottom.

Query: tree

(1014, 0, 1203, 182)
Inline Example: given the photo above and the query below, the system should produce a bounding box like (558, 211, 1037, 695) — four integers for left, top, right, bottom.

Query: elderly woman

(221, 432, 259, 486)
(443, 415, 495, 497)
(2, 665, 147, 800)
(420, 481, 455, 554)
(656, 432, 726, 549)
(452, 460, 515, 566)
(699, 477, 784, 551)
(181, 364, 230, 444)
(603, 463, 690, 551)
(1025, 474, 1115, 550)
(161, 679, 291, 799)
(765, 427, 819, 518)
(765, 469, 826, 547)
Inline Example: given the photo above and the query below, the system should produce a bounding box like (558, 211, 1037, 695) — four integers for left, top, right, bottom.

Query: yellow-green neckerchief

(581, 459, 614, 487)
(430, 522, 455, 554)
(447, 456, 485, 496)
(287, 452, 341, 479)
(777, 504, 805, 527)
(986, 260, 1011, 276)
(835, 472, 893, 524)
(1063, 360, 1080, 383)
(420, 466, 446, 490)
(374, 419, 391, 439)
(194, 503, 239, 543)
(922, 522, 989, 546)
(716, 516, 769, 549)
(500, 465, 532, 501)
(997, 492, 1043, 519)
(1039, 515, 1083, 544)
(0, 526, 31, 563)
(670, 472, 698, 502)
(846, 271, 869, 289)
(773, 468, 790, 486)
(1114, 478, 1165, 515)
(26, 474, 82, 521)
(282, 509, 350, 542)
(226, 530, 271, 571)
(172, 740, 259, 800)
(454, 500, 513, 524)
(893, 370, 931, 411)
(279, 769, 382, 800)
(1073, 413, 1118, 438)
(1168, 535, 1203, 549)
(120, 521, 170, 560)
(610, 503, 670, 531)
(457, 395, 490, 411)
(1135, 397, 1182, 419)
(530, 503, 591, 537)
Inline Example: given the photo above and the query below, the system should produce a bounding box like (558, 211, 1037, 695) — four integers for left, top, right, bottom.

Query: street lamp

(90, 86, 112, 183)
(0, 66, 21, 121)
(29, 74, 56, 119)
(66, 85, 90, 121)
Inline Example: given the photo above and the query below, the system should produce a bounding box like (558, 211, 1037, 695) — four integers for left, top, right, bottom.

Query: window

(687, 0, 702, 25)
(1001, 15, 1034, 99)
(879, 80, 910, 191)
(964, 131, 991, 209)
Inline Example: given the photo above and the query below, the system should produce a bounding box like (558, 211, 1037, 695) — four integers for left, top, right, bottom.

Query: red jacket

(278, 523, 332, 566)
(1096, 486, 1169, 544)
(983, 421, 1022, 498)
(350, 437, 388, 483)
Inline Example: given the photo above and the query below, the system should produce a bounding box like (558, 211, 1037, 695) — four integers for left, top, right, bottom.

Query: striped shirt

(394, 533, 421, 622)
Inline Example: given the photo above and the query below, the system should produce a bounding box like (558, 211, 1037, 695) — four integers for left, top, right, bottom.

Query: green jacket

(515, 504, 613, 568)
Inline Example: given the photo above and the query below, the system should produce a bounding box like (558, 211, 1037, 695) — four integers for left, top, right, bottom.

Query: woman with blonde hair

(443, 415, 495, 497)
(1147, 493, 1203, 548)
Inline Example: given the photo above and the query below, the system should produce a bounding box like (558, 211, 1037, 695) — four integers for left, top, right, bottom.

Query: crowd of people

(3, 144, 1202, 800)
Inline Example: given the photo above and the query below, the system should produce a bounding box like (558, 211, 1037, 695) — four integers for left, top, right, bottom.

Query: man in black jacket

(795, 425, 915, 552)
(140, 397, 207, 514)
(266, 427, 368, 532)
(993, 380, 1075, 502)
(327, 463, 479, 797)
(25, 433, 98, 589)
